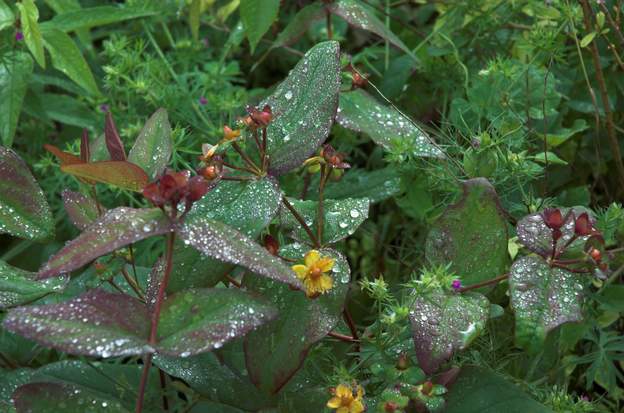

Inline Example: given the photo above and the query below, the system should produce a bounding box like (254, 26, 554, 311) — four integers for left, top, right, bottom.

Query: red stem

(459, 274, 509, 293)
(328, 331, 359, 342)
(135, 232, 176, 413)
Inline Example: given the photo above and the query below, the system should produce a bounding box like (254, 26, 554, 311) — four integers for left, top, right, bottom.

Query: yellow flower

(291, 250, 334, 297)
(222, 125, 241, 141)
(327, 384, 365, 413)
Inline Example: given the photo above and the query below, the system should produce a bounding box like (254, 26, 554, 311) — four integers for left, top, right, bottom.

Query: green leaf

(263, 41, 341, 174)
(128, 108, 172, 180)
(168, 178, 282, 292)
(0, 369, 35, 413)
(425, 178, 509, 287)
(0, 52, 33, 147)
(273, 2, 324, 48)
(580, 31, 596, 48)
(189, 0, 201, 40)
(0, 260, 67, 309)
(337, 89, 442, 157)
(29, 93, 99, 130)
(3, 289, 152, 357)
(532, 151, 567, 166)
(280, 197, 369, 244)
(445, 366, 552, 412)
(509, 255, 583, 353)
(240, 0, 280, 52)
(40, 5, 156, 32)
(157, 288, 277, 357)
(39, 207, 172, 279)
(0, 146, 54, 240)
(17, 0, 45, 68)
(41, 28, 99, 96)
(308, 167, 401, 203)
(327, 0, 416, 60)
(155, 352, 274, 411)
(61, 190, 100, 231)
(409, 290, 489, 374)
(0, 0, 14, 32)
(13, 382, 132, 412)
(244, 245, 350, 394)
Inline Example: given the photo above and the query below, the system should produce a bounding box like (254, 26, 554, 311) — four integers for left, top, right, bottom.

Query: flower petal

(291, 264, 308, 280)
(349, 400, 365, 413)
(304, 250, 321, 266)
(327, 397, 342, 408)
(320, 274, 333, 292)
(337, 407, 349, 413)
(335, 384, 351, 398)
(318, 257, 335, 273)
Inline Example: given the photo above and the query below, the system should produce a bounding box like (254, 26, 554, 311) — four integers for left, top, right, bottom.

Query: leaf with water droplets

(425, 178, 509, 287)
(280, 197, 369, 244)
(244, 245, 350, 394)
(177, 216, 301, 289)
(0, 369, 35, 413)
(327, 0, 415, 59)
(509, 255, 583, 353)
(168, 178, 282, 292)
(62, 190, 100, 231)
(409, 290, 489, 374)
(1, 52, 33, 147)
(61, 160, 148, 192)
(0, 146, 54, 241)
(0, 260, 68, 309)
(337, 89, 442, 158)
(128, 108, 172, 180)
(156, 288, 277, 357)
(308, 167, 401, 204)
(154, 351, 274, 411)
(13, 382, 131, 412)
(2, 289, 152, 357)
(39, 207, 171, 279)
(263, 41, 341, 175)
(516, 207, 593, 257)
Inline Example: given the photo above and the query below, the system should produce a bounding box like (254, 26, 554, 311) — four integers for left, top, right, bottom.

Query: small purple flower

(15, 31, 24, 41)
(99, 104, 109, 113)
(199, 96, 208, 105)
(451, 279, 462, 291)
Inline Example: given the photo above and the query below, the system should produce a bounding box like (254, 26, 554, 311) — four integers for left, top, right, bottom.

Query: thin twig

(225, 274, 242, 288)
(459, 274, 509, 293)
(282, 197, 320, 247)
(328, 331, 360, 343)
(232, 142, 261, 174)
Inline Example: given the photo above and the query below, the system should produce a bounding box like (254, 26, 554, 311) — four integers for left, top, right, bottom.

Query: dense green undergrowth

(1, 0, 624, 412)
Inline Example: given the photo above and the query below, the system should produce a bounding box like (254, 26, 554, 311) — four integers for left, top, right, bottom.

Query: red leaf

(61, 161, 148, 192)
(105, 112, 127, 161)
(43, 144, 82, 166)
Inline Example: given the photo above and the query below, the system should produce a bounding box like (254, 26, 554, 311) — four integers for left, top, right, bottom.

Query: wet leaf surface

(280, 197, 369, 244)
(409, 290, 489, 374)
(157, 288, 277, 357)
(516, 207, 594, 257)
(0, 146, 54, 241)
(0, 52, 33, 147)
(128, 108, 172, 180)
(0, 260, 68, 309)
(0, 369, 35, 413)
(263, 41, 341, 174)
(327, 0, 415, 58)
(39, 207, 172, 279)
(308, 167, 401, 204)
(62, 190, 100, 231)
(3, 289, 152, 357)
(168, 178, 281, 292)
(509, 255, 583, 353)
(337, 89, 442, 157)
(61, 161, 148, 192)
(425, 178, 509, 286)
(244, 244, 349, 394)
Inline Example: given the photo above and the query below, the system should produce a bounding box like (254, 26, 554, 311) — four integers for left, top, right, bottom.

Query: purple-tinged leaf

(104, 111, 126, 161)
(263, 41, 341, 175)
(3, 289, 152, 357)
(327, 0, 415, 60)
(0, 146, 54, 241)
(0, 369, 35, 413)
(0, 260, 68, 309)
(177, 218, 301, 289)
(156, 288, 277, 357)
(244, 245, 350, 394)
(61, 190, 100, 231)
(517, 207, 594, 257)
(509, 255, 583, 353)
(38, 207, 172, 279)
(409, 290, 489, 374)
(13, 382, 131, 413)
(425, 178, 509, 287)
(43, 144, 82, 166)
(128, 108, 172, 180)
(61, 160, 148, 192)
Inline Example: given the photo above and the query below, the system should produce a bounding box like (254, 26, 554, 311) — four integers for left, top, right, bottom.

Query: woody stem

(282, 197, 320, 248)
(458, 274, 509, 293)
(232, 142, 261, 174)
(135, 232, 175, 413)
